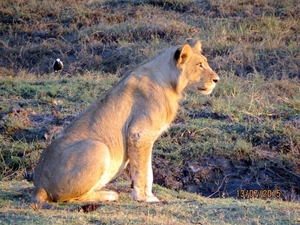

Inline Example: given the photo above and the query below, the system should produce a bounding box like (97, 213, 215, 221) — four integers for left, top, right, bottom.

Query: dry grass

(1, 0, 298, 77)
(0, 180, 300, 225)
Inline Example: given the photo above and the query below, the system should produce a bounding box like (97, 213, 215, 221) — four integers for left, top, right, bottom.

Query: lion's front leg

(128, 132, 159, 202)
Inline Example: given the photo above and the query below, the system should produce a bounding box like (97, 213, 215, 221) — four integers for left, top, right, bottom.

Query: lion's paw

(132, 194, 160, 202)
(145, 196, 159, 202)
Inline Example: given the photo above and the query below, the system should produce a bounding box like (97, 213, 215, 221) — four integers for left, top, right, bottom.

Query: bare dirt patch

(154, 155, 300, 201)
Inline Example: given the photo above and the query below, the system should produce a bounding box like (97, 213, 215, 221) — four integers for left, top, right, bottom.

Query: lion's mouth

(197, 86, 214, 95)
(187, 83, 216, 95)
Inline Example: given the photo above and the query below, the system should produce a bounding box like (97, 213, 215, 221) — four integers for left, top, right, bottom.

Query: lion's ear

(193, 40, 202, 53)
(186, 39, 202, 53)
(176, 44, 192, 67)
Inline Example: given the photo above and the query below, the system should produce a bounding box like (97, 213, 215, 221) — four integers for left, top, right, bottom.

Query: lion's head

(175, 39, 219, 95)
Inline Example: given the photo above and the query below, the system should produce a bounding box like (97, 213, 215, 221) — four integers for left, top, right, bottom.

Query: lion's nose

(213, 76, 220, 83)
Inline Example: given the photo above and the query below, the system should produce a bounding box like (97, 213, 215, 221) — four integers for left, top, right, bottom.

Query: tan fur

(32, 40, 219, 205)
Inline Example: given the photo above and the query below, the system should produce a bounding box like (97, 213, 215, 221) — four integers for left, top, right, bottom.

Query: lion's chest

(158, 124, 169, 137)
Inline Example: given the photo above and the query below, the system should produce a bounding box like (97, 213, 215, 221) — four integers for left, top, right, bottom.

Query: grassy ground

(0, 180, 300, 225)
(0, 0, 300, 223)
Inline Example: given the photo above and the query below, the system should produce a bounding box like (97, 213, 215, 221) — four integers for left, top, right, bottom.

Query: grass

(0, 73, 117, 179)
(0, 0, 300, 223)
(0, 180, 299, 225)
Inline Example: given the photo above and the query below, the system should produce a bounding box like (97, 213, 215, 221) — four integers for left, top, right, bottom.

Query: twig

(242, 111, 263, 122)
(207, 174, 231, 198)
(270, 159, 300, 180)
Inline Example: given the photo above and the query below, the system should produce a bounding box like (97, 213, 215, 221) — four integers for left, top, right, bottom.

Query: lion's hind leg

(73, 190, 119, 202)
(31, 187, 55, 209)
(32, 140, 117, 206)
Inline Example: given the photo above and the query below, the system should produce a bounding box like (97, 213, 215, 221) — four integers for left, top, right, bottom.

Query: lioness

(32, 39, 219, 205)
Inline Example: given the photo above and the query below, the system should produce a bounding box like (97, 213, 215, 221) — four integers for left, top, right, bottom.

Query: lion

(31, 39, 219, 205)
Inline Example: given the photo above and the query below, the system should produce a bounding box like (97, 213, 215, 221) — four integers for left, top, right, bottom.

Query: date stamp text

(236, 189, 281, 199)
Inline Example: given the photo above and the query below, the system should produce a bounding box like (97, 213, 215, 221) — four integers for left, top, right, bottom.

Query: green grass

(0, 74, 117, 179)
(0, 0, 300, 223)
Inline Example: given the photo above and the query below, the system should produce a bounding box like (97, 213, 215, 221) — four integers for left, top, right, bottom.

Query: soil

(153, 155, 300, 201)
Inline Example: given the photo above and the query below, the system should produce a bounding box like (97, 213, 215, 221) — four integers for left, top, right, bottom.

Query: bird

(52, 58, 63, 72)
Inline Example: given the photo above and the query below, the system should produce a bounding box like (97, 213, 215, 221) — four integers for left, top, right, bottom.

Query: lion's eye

(198, 62, 203, 68)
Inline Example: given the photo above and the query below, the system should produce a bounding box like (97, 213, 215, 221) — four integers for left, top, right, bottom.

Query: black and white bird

(52, 58, 63, 72)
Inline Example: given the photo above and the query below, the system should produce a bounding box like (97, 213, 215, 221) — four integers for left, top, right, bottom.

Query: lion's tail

(23, 171, 34, 182)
